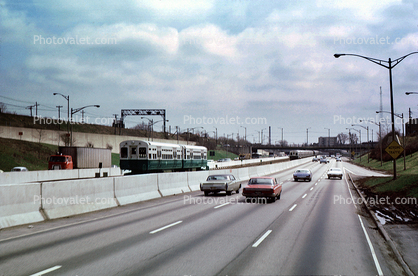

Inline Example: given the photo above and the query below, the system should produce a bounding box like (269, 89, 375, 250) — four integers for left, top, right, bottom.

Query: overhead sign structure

(385, 140, 404, 159)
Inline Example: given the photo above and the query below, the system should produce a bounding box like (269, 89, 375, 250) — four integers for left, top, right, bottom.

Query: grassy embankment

(0, 137, 120, 171)
(352, 152, 418, 198)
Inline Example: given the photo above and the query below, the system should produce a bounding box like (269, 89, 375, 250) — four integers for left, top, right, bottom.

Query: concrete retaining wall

(0, 183, 44, 229)
(0, 125, 193, 154)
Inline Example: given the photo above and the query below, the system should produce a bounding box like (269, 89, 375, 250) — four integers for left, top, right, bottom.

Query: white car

(327, 168, 343, 179)
(11, 166, 28, 172)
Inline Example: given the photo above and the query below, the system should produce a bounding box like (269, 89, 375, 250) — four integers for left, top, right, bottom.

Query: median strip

(252, 230, 272, 247)
(150, 221, 183, 234)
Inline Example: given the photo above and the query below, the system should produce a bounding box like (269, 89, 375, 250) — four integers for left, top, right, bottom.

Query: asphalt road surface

(0, 158, 405, 275)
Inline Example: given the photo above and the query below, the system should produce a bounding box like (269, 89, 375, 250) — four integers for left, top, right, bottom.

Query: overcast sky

(1, 0, 417, 144)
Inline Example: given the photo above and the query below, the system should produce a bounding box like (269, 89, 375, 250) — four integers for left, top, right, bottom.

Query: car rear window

(249, 178, 273, 185)
(207, 175, 229, 181)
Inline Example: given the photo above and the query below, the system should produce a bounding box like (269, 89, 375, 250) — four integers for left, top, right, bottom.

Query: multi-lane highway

(0, 158, 404, 275)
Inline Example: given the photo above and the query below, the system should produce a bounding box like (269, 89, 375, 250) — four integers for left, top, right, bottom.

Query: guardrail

(0, 158, 310, 229)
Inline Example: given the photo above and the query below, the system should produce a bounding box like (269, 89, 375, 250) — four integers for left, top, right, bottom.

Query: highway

(0, 158, 403, 275)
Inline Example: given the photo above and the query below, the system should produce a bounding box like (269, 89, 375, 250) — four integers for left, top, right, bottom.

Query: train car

(289, 150, 316, 160)
(120, 140, 207, 174)
(120, 140, 183, 173)
(182, 144, 208, 170)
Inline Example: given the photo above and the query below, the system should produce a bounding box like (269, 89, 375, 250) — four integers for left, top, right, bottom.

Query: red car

(242, 177, 282, 202)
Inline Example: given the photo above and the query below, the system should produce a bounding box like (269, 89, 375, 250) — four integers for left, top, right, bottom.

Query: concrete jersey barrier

(158, 172, 189, 196)
(114, 174, 161, 205)
(0, 183, 44, 229)
(41, 178, 118, 220)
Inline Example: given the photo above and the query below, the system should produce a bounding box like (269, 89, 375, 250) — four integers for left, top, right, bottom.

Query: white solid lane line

(29, 265, 62, 276)
(289, 204, 297, 212)
(214, 202, 231, 209)
(150, 221, 183, 234)
(252, 230, 272, 248)
(358, 215, 384, 276)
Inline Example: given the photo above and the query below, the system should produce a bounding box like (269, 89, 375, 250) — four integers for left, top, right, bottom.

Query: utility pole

(26, 105, 34, 117)
(113, 114, 118, 135)
(56, 105, 63, 119)
(35, 102, 39, 116)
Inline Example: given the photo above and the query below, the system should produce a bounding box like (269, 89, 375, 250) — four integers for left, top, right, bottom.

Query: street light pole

(278, 127, 284, 146)
(352, 124, 369, 163)
(306, 127, 311, 146)
(53, 93, 70, 134)
(360, 119, 382, 166)
(324, 128, 330, 147)
(334, 51, 418, 179)
(70, 104, 100, 146)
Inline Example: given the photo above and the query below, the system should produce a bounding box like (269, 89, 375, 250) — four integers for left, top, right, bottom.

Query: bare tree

(0, 102, 6, 113)
(337, 133, 349, 144)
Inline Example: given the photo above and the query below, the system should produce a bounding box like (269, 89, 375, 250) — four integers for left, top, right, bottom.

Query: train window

(131, 147, 137, 155)
(121, 147, 128, 158)
(138, 147, 146, 158)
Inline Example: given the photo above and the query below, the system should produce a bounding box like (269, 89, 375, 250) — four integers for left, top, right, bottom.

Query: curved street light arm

(71, 105, 100, 115)
(376, 110, 403, 119)
(334, 52, 418, 69)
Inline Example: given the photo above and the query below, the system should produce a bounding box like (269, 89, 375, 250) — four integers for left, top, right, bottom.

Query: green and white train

(120, 140, 208, 174)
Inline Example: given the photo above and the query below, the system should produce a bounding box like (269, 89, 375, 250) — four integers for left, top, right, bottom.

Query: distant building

(406, 118, 418, 136)
(318, 136, 338, 147)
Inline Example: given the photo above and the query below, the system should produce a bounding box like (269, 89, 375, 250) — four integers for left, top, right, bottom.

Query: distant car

(216, 158, 232, 162)
(327, 168, 343, 179)
(312, 157, 318, 162)
(242, 177, 282, 202)
(293, 169, 312, 182)
(11, 167, 28, 172)
(200, 174, 240, 196)
(336, 157, 342, 162)
(320, 158, 329, 164)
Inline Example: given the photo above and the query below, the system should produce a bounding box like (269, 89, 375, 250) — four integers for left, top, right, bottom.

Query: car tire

(226, 191, 232, 196)
(277, 191, 281, 200)
(204, 191, 209, 196)
(270, 196, 276, 203)
(308, 178, 311, 182)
